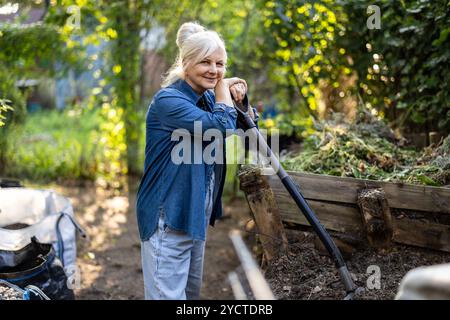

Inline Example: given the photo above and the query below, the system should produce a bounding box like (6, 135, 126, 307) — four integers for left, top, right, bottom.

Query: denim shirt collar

(171, 79, 205, 104)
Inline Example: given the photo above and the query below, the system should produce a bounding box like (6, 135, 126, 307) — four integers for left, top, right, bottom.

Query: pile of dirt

(263, 228, 450, 300)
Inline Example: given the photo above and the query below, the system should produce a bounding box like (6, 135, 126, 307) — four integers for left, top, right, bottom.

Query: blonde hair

(161, 22, 227, 87)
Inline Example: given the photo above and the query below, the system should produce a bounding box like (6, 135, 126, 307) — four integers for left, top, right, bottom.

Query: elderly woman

(136, 21, 257, 300)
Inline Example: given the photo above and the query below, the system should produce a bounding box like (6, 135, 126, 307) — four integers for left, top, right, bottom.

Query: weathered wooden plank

(267, 171, 450, 214)
(278, 199, 364, 237)
(240, 167, 450, 252)
(393, 218, 450, 252)
(357, 188, 394, 248)
(239, 167, 289, 261)
(277, 196, 450, 252)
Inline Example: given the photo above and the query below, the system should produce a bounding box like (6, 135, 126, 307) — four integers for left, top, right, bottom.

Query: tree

(51, 0, 271, 177)
(338, 0, 450, 134)
(0, 1, 81, 172)
(258, 0, 347, 118)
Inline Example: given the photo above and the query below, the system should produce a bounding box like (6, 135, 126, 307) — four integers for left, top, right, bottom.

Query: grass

(4, 108, 102, 183)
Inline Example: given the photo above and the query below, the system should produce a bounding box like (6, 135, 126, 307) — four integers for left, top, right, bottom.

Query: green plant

(284, 109, 449, 186)
(260, 0, 347, 118)
(338, 0, 450, 131)
(5, 107, 101, 182)
(0, 99, 12, 127)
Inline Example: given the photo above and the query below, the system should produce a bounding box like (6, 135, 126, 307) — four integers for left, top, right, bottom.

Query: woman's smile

(184, 47, 226, 94)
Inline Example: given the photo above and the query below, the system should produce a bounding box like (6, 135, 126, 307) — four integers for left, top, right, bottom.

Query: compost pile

(264, 229, 450, 300)
(283, 109, 450, 186)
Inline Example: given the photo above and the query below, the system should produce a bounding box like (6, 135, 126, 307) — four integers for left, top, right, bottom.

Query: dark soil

(264, 228, 450, 300)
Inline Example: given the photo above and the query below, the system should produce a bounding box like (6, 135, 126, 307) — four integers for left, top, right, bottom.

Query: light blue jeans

(141, 173, 214, 300)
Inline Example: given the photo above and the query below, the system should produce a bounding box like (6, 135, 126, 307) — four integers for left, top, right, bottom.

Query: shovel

(233, 95, 357, 299)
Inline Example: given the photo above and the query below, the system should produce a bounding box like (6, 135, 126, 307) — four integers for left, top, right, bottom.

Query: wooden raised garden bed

(239, 166, 450, 258)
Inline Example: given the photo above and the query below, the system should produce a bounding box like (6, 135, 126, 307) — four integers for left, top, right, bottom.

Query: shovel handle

(231, 93, 257, 129)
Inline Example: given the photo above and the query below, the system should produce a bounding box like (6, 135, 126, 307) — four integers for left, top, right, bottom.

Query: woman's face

(185, 48, 226, 94)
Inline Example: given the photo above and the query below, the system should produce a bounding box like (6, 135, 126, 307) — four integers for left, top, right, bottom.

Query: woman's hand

(223, 77, 247, 91)
(228, 79, 256, 120)
(230, 82, 247, 104)
(215, 77, 247, 107)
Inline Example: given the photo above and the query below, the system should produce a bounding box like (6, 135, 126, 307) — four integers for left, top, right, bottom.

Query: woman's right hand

(221, 77, 247, 92)
(215, 77, 247, 107)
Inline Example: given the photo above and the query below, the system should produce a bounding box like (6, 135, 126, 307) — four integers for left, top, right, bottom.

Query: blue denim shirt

(136, 79, 242, 241)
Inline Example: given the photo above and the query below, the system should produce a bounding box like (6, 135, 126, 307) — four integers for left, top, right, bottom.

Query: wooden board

(279, 199, 450, 251)
(394, 218, 450, 252)
(267, 171, 450, 214)
(238, 167, 289, 261)
(272, 181, 450, 252)
(240, 167, 450, 252)
(278, 199, 364, 237)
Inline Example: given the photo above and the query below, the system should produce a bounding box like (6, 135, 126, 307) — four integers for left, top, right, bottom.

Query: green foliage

(96, 95, 127, 185)
(338, 0, 450, 131)
(0, 5, 83, 175)
(0, 99, 12, 127)
(284, 109, 449, 186)
(5, 108, 101, 182)
(51, 0, 153, 177)
(0, 21, 82, 121)
(0, 22, 83, 76)
(259, 113, 316, 138)
(0, 67, 26, 125)
(389, 134, 450, 186)
(104, 1, 142, 175)
(223, 136, 247, 200)
(3, 0, 448, 186)
(0, 68, 27, 171)
(260, 0, 346, 117)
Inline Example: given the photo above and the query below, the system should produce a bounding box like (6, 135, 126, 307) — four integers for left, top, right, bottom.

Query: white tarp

(0, 188, 81, 271)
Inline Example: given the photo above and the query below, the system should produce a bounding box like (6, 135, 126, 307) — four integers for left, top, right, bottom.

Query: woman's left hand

(230, 82, 247, 104)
